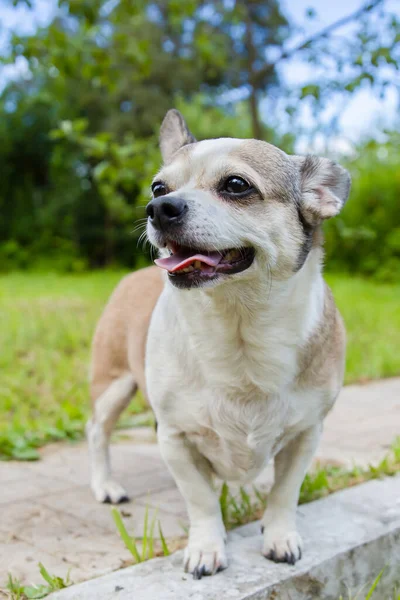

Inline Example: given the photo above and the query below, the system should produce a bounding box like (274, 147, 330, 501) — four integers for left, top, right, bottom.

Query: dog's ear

(159, 109, 196, 163)
(293, 155, 351, 224)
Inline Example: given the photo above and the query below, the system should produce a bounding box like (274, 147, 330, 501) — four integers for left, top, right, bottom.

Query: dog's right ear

(159, 109, 196, 163)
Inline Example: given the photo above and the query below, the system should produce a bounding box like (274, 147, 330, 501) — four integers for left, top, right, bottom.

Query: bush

(325, 137, 400, 282)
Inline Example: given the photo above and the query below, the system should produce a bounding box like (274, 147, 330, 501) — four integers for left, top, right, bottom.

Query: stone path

(1, 378, 399, 592)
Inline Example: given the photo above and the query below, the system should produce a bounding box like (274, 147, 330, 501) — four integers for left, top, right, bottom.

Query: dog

(87, 109, 350, 579)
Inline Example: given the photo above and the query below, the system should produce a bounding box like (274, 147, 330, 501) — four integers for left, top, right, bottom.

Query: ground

(1, 271, 400, 596)
(0, 377, 399, 593)
(0, 271, 400, 460)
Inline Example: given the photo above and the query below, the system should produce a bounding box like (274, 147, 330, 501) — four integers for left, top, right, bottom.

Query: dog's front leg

(262, 424, 321, 564)
(158, 425, 227, 578)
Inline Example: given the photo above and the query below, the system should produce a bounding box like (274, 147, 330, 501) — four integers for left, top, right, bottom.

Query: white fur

(87, 373, 135, 503)
(145, 249, 333, 572)
(143, 132, 349, 576)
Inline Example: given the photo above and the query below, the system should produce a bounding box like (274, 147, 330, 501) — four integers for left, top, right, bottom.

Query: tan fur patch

(297, 283, 345, 397)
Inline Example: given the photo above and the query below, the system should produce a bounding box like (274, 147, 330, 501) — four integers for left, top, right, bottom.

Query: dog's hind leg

(86, 373, 136, 504)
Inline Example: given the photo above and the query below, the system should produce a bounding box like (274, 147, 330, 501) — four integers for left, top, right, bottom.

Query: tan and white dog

(87, 109, 350, 579)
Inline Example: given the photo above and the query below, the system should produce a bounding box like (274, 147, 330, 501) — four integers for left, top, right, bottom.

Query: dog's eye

(222, 176, 251, 195)
(151, 182, 168, 198)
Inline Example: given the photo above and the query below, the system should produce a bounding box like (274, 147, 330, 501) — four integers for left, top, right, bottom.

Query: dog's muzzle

(146, 196, 188, 232)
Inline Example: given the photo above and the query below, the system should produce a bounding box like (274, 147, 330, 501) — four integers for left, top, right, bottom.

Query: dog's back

(90, 266, 163, 403)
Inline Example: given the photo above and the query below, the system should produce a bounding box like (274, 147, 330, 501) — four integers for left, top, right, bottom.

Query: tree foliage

(0, 0, 399, 273)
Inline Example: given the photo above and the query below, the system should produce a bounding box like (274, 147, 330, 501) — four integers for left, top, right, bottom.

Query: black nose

(146, 196, 188, 231)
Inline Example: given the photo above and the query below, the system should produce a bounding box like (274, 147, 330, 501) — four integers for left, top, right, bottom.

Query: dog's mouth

(154, 243, 255, 288)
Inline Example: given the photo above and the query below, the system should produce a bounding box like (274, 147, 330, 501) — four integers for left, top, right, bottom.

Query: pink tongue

(155, 250, 223, 273)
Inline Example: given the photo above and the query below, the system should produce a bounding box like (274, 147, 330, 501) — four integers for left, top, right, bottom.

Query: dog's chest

(185, 390, 289, 482)
(183, 306, 299, 395)
(176, 307, 303, 481)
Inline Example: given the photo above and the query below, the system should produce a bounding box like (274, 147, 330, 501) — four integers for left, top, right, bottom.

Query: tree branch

(254, 0, 384, 85)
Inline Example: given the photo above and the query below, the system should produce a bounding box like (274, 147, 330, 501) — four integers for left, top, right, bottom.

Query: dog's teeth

(224, 251, 234, 261)
(179, 265, 195, 273)
(194, 260, 201, 269)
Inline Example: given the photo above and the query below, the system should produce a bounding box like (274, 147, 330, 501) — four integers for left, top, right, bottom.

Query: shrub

(325, 136, 400, 281)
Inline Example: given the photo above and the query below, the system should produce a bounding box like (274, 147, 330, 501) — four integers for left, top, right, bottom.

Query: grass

(339, 569, 399, 600)
(5, 564, 71, 599)
(219, 437, 400, 531)
(326, 273, 400, 384)
(0, 271, 149, 460)
(0, 270, 399, 459)
(111, 505, 171, 563)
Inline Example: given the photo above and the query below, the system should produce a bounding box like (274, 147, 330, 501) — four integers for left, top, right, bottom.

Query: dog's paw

(183, 518, 227, 579)
(91, 479, 129, 504)
(184, 543, 228, 579)
(262, 527, 303, 565)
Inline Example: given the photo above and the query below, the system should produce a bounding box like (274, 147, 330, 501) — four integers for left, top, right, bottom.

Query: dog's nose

(146, 196, 188, 231)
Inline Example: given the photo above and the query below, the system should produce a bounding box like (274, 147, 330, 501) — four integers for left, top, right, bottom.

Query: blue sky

(0, 0, 398, 153)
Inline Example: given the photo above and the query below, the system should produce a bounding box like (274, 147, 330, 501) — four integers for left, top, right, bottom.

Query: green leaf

(148, 508, 158, 559)
(112, 508, 141, 563)
(300, 85, 321, 100)
(141, 504, 149, 561)
(38, 563, 54, 586)
(219, 482, 229, 525)
(365, 568, 385, 599)
(158, 521, 170, 556)
(12, 447, 40, 461)
(24, 584, 51, 599)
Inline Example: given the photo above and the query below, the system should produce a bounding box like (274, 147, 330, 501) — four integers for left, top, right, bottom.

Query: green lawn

(0, 271, 399, 460)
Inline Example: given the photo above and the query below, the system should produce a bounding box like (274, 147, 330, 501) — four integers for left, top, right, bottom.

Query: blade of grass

(253, 485, 267, 508)
(6, 573, 24, 600)
(38, 563, 53, 587)
(148, 508, 158, 559)
(141, 504, 149, 561)
(219, 482, 229, 525)
(239, 487, 251, 512)
(365, 569, 385, 600)
(158, 520, 170, 556)
(112, 507, 141, 563)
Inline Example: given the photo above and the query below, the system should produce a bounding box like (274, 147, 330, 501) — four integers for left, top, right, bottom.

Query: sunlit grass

(0, 271, 399, 459)
(326, 273, 400, 384)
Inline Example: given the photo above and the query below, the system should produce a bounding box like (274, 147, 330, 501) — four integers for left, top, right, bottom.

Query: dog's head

(146, 109, 351, 290)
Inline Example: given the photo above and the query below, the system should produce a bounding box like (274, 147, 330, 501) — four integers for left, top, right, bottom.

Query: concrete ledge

(50, 476, 400, 600)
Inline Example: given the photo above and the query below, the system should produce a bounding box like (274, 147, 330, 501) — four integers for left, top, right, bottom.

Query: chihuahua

(87, 109, 350, 578)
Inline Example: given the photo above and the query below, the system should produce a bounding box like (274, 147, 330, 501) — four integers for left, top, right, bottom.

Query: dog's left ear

(159, 109, 196, 163)
(293, 155, 351, 224)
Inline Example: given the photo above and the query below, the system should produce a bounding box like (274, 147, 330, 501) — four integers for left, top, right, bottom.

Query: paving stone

(29, 441, 162, 486)
(0, 461, 32, 483)
(0, 502, 134, 581)
(0, 473, 72, 506)
(318, 377, 400, 467)
(0, 537, 76, 589)
(137, 487, 187, 516)
(38, 486, 186, 538)
(1, 502, 100, 549)
(48, 476, 400, 600)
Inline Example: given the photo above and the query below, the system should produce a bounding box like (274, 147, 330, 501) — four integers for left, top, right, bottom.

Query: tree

(0, 0, 399, 269)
